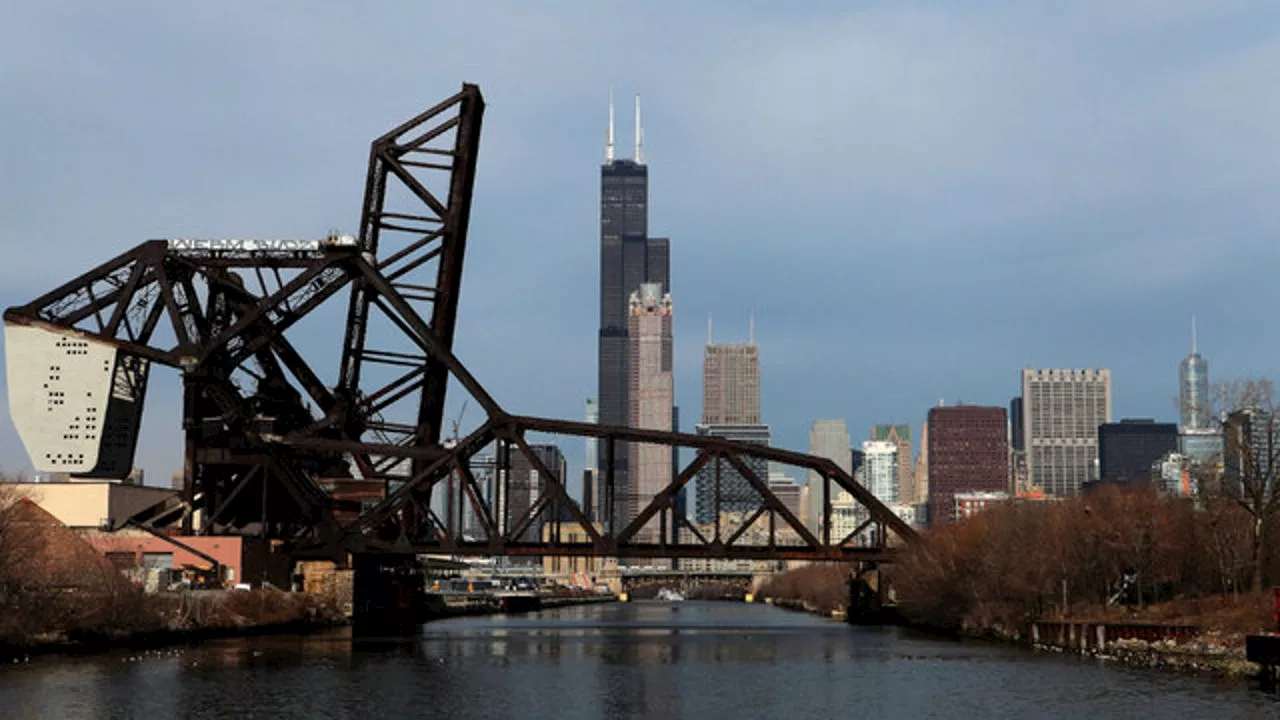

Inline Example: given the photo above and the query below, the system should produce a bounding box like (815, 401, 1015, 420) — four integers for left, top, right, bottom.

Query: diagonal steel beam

(506, 426, 601, 544)
(615, 450, 713, 545)
(722, 452, 823, 549)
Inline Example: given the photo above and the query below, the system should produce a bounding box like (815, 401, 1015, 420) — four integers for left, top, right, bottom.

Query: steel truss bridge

(3, 84, 916, 565)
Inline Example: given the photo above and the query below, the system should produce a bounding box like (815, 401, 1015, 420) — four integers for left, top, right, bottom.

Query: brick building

(927, 405, 1009, 527)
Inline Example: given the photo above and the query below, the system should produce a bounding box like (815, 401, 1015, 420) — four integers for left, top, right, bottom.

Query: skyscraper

(626, 283, 673, 543)
(871, 425, 912, 505)
(807, 420, 851, 535)
(1178, 317, 1224, 464)
(1022, 368, 1112, 496)
(861, 440, 899, 504)
(1180, 317, 1210, 430)
(702, 316, 761, 425)
(598, 91, 670, 527)
(927, 405, 1008, 526)
(695, 319, 769, 523)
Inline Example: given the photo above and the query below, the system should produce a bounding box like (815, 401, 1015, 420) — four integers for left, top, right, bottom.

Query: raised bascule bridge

(3, 84, 915, 626)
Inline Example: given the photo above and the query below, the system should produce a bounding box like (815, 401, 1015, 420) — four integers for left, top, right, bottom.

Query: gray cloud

(3, 2, 1280, 482)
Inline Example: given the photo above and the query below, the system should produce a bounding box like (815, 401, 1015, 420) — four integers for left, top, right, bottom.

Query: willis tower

(597, 91, 670, 527)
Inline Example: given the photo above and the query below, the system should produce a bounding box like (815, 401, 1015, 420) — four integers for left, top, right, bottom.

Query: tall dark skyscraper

(597, 92, 670, 527)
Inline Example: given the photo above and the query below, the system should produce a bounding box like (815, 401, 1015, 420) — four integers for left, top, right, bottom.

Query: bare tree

(1204, 378, 1280, 590)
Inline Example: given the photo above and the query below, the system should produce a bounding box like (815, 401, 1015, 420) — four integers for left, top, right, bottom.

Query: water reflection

(0, 601, 1274, 719)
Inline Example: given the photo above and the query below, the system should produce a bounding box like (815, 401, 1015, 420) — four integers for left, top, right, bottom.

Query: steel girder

(4, 83, 917, 563)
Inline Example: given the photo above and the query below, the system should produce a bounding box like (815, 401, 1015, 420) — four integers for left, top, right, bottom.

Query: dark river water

(0, 601, 1274, 719)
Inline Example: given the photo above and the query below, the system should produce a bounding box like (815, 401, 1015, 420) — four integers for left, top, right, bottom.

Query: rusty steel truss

(3, 83, 916, 562)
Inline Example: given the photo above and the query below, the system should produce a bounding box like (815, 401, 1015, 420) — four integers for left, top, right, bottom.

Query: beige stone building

(1021, 368, 1112, 496)
(627, 283, 673, 545)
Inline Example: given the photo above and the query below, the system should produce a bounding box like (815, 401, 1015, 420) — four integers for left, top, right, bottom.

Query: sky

(5, 1, 1280, 486)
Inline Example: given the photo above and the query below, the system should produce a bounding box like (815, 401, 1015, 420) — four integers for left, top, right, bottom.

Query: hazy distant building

(626, 283, 674, 543)
(597, 92, 670, 530)
(463, 454, 497, 537)
(861, 440, 899, 505)
(1022, 368, 1112, 496)
(928, 405, 1008, 526)
(807, 420, 851, 535)
(871, 425, 913, 506)
(767, 469, 804, 523)
(1097, 419, 1178, 486)
(507, 444, 567, 544)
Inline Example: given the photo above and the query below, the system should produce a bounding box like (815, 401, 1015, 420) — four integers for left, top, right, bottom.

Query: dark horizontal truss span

(4, 82, 917, 564)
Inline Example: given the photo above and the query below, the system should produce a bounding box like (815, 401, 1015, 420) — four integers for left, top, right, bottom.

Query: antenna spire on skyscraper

(748, 312, 755, 346)
(634, 93, 644, 164)
(605, 87, 615, 164)
(1191, 313, 1198, 354)
(707, 314, 713, 345)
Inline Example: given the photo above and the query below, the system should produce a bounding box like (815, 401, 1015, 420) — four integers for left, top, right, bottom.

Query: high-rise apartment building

(626, 283, 673, 543)
(807, 420, 851, 535)
(871, 425, 912, 504)
(927, 405, 1008, 526)
(597, 92, 670, 527)
(861, 440, 899, 504)
(1022, 368, 1112, 496)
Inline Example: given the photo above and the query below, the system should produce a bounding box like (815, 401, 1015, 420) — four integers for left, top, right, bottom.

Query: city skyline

(4, 4, 1280, 488)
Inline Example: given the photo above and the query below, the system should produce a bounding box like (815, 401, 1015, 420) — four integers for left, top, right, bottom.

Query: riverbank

(0, 589, 347, 661)
(755, 562, 1269, 679)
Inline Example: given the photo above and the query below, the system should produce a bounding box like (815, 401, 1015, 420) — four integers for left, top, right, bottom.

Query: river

(0, 601, 1273, 718)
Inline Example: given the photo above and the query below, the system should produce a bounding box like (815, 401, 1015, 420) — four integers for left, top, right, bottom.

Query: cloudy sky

(4, 1, 1280, 485)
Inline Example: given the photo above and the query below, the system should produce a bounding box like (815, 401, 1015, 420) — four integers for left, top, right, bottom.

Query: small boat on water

(656, 588, 685, 603)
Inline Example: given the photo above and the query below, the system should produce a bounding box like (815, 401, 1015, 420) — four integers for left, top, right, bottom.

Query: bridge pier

(848, 563, 893, 624)
(351, 553, 433, 635)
